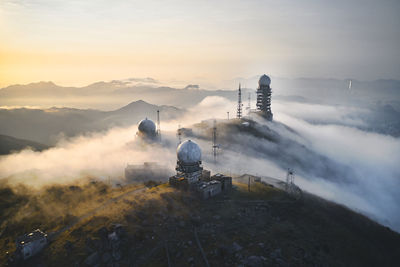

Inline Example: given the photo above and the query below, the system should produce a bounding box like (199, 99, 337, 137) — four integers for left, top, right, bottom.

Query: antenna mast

(246, 92, 251, 115)
(285, 168, 295, 194)
(177, 124, 182, 146)
(156, 110, 161, 141)
(212, 119, 218, 163)
(237, 83, 242, 119)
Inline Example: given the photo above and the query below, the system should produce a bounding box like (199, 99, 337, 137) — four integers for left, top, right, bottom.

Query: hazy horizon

(1, 0, 399, 88)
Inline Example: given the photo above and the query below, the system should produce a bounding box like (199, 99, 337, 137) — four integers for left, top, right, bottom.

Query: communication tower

(177, 124, 182, 146)
(246, 92, 251, 115)
(237, 83, 243, 119)
(285, 168, 295, 193)
(212, 119, 219, 163)
(156, 110, 161, 141)
(256, 74, 273, 121)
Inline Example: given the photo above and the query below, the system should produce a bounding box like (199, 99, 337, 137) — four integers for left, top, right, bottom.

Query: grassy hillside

(0, 135, 49, 155)
(0, 179, 399, 266)
(0, 100, 184, 145)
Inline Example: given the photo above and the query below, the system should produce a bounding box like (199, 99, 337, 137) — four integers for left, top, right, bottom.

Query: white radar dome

(138, 118, 156, 135)
(177, 140, 202, 164)
(259, 74, 271, 86)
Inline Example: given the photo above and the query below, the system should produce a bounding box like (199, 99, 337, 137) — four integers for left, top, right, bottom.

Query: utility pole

(227, 111, 230, 120)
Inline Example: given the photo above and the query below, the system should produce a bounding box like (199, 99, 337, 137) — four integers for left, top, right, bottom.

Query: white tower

(256, 74, 273, 121)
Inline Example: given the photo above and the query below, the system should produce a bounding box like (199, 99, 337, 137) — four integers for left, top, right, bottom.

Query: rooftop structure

(15, 229, 48, 260)
(170, 139, 232, 199)
(256, 74, 273, 121)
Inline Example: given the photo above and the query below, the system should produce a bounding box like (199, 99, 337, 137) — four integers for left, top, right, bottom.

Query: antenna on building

(237, 83, 242, 119)
(177, 124, 182, 146)
(212, 119, 219, 163)
(246, 92, 251, 115)
(285, 168, 295, 194)
(156, 110, 161, 141)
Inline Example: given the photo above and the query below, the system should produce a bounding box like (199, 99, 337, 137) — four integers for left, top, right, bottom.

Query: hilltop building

(256, 74, 273, 121)
(169, 140, 232, 199)
(15, 229, 48, 260)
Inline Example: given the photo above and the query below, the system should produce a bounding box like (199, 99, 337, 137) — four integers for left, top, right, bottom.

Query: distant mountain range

(0, 100, 184, 146)
(1, 77, 399, 110)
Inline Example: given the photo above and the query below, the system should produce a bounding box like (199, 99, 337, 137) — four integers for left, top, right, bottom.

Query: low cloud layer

(0, 96, 399, 232)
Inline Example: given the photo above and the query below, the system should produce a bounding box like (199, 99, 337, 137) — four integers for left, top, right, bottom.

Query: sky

(0, 0, 399, 87)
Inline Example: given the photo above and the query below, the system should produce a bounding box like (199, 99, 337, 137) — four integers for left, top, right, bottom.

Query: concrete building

(15, 229, 48, 260)
(169, 139, 232, 199)
(196, 180, 222, 199)
(256, 74, 273, 121)
(211, 173, 232, 191)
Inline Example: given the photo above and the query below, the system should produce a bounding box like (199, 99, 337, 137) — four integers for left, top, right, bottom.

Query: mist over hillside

(0, 91, 399, 233)
(0, 135, 49, 155)
(0, 75, 400, 232)
(0, 100, 184, 145)
(2, 76, 399, 137)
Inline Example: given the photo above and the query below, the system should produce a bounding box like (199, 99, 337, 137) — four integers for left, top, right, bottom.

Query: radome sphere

(259, 74, 271, 86)
(177, 140, 202, 164)
(138, 118, 156, 136)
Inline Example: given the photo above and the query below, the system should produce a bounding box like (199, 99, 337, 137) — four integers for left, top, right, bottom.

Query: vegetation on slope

(0, 180, 399, 267)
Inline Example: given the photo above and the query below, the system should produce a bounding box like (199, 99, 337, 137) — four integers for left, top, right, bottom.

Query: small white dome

(177, 140, 201, 164)
(259, 74, 271, 86)
(138, 118, 156, 135)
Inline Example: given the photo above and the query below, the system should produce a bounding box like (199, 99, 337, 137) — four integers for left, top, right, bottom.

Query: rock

(275, 258, 288, 267)
(108, 232, 118, 242)
(244, 256, 263, 267)
(85, 251, 100, 266)
(232, 242, 243, 252)
(270, 248, 282, 259)
(235, 253, 243, 260)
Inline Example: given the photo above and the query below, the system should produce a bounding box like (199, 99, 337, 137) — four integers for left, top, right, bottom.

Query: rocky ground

(1, 179, 400, 267)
